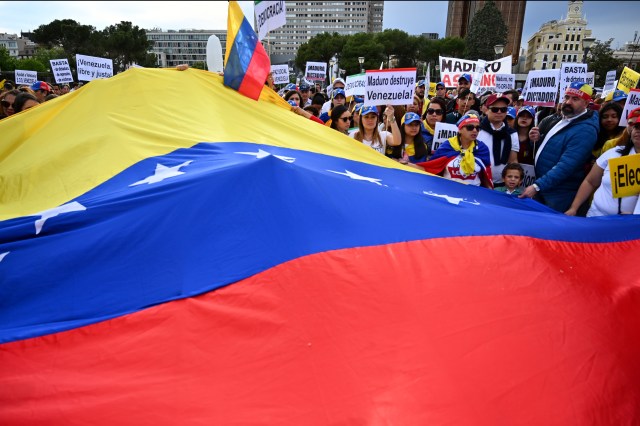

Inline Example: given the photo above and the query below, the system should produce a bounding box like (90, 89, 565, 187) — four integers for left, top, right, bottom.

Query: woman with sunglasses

(416, 113, 493, 188)
(421, 97, 447, 155)
(0, 89, 20, 119)
(351, 105, 400, 155)
(329, 105, 352, 135)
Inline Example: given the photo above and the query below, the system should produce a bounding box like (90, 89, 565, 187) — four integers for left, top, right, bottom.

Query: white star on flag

(130, 161, 193, 187)
(423, 191, 480, 206)
(34, 201, 87, 235)
(235, 149, 295, 163)
(0, 252, 8, 263)
(328, 169, 382, 186)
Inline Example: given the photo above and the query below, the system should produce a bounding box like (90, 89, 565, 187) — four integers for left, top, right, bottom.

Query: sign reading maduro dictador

(363, 68, 416, 107)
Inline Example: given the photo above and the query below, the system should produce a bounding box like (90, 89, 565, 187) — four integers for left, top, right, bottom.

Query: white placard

(14, 70, 37, 85)
(495, 74, 515, 91)
(305, 61, 327, 82)
(432, 122, 459, 153)
(439, 56, 512, 88)
(469, 59, 486, 94)
(363, 68, 416, 107)
(619, 88, 640, 127)
(585, 71, 595, 87)
(522, 69, 561, 107)
(254, 0, 286, 41)
(76, 54, 113, 81)
(345, 73, 366, 97)
(520, 164, 536, 189)
(50, 58, 74, 84)
(602, 70, 617, 96)
(559, 62, 587, 96)
(270, 64, 289, 85)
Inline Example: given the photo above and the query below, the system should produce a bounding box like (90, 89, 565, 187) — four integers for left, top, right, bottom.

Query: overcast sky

(1, 1, 638, 52)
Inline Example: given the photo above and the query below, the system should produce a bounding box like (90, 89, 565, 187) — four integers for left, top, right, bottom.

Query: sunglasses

(339, 116, 352, 122)
(427, 108, 444, 115)
(489, 107, 508, 113)
(631, 123, 640, 130)
(1, 100, 13, 108)
(463, 125, 480, 131)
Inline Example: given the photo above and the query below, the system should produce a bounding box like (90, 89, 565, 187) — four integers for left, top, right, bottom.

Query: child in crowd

(495, 163, 524, 195)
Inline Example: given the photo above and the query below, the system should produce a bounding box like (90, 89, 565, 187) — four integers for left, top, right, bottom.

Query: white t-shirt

(477, 123, 520, 184)
(351, 130, 390, 154)
(587, 146, 639, 217)
(442, 155, 482, 186)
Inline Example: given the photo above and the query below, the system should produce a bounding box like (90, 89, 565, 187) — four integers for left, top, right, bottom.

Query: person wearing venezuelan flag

(415, 113, 493, 189)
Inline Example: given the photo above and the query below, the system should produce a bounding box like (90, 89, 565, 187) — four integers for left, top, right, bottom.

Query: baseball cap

(436, 81, 445, 89)
(612, 89, 628, 102)
(401, 112, 421, 125)
(517, 106, 536, 118)
(332, 88, 346, 99)
(565, 81, 593, 101)
(627, 107, 640, 125)
(459, 73, 472, 83)
(416, 80, 425, 87)
(457, 113, 480, 129)
(506, 106, 517, 119)
(299, 84, 310, 91)
(485, 93, 510, 107)
(360, 105, 379, 116)
(31, 81, 52, 92)
(332, 78, 346, 88)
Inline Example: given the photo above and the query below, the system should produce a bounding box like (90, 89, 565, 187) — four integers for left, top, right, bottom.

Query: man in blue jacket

(519, 82, 599, 213)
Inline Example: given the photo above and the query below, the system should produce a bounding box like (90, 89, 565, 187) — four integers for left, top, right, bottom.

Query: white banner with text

(76, 54, 113, 81)
(438, 56, 512, 88)
(50, 58, 74, 84)
(363, 68, 416, 107)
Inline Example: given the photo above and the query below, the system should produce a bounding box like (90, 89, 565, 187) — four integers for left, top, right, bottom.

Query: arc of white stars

(328, 169, 383, 186)
(423, 191, 480, 206)
(0, 252, 8, 263)
(34, 201, 87, 235)
(130, 160, 193, 187)
(235, 149, 295, 163)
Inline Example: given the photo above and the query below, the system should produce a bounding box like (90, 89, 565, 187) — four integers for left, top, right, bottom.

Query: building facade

(445, 0, 526, 64)
(525, 1, 592, 72)
(613, 40, 640, 71)
(146, 29, 227, 68)
(0, 33, 19, 58)
(264, 1, 384, 64)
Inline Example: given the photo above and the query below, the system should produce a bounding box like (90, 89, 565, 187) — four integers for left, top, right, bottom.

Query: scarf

(480, 117, 514, 166)
(448, 135, 477, 176)
(422, 120, 435, 136)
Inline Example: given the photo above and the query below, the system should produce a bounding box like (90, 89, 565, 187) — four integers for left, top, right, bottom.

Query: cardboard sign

(495, 74, 515, 91)
(609, 153, 640, 198)
(345, 73, 366, 98)
(50, 58, 74, 84)
(270, 64, 289, 85)
(619, 88, 640, 127)
(438, 56, 512, 88)
(363, 68, 416, 107)
(432, 122, 459, 153)
(585, 71, 595, 87)
(254, 0, 286, 41)
(618, 66, 640, 94)
(559, 62, 587, 96)
(520, 164, 536, 189)
(14, 70, 37, 85)
(305, 61, 327, 82)
(522, 69, 561, 107)
(602, 70, 617, 97)
(76, 54, 113, 81)
(469, 59, 486, 94)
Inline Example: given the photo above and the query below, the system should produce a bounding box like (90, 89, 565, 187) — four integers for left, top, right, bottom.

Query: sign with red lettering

(438, 56, 512, 88)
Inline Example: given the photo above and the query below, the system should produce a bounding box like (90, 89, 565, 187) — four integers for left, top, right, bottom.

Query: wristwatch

(532, 183, 540, 192)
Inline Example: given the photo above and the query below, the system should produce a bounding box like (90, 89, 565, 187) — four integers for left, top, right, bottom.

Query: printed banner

(559, 63, 587, 96)
(619, 88, 640, 127)
(602, 70, 617, 96)
(438, 56, 512, 88)
(270, 64, 289, 85)
(345, 73, 366, 98)
(76, 54, 113, 81)
(14, 69, 37, 85)
(305, 61, 327, 82)
(617, 66, 640, 94)
(495, 74, 515, 92)
(254, 1, 286, 41)
(432, 122, 459, 153)
(585, 71, 595, 87)
(522, 69, 561, 107)
(469, 59, 486, 94)
(363, 68, 416, 107)
(50, 58, 74, 84)
(609, 153, 640, 198)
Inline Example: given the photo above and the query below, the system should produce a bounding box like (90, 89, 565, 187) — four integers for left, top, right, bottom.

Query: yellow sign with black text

(610, 153, 640, 198)
(617, 67, 640, 94)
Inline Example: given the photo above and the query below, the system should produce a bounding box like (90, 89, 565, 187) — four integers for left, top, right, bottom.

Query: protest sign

(438, 56, 512, 88)
(495, 74, 515, 92)
(617, 66, 640, 94)
(14, 70, 37, 85)
(363, 68, 416, 107)
(469, 59, 486, 94)
(609, 153, 640, 198)
(345, 73, 366, 98)
(50, 59, 74, 84)
(619, 88, 640, 127)
(428, 82, 436, 97)
(559, 62, 587, 95)
(586, 72, 595, 87)
(520, 164, 536, 189)
(270, 64, 289, 85)
(602, 70, 617, 97)
(76, 54, 113, 81)
(254, 1, 286, 41)
(305, 61, 327, 82)
(522, 69, 560, 107)
(432, 122, 459, 153)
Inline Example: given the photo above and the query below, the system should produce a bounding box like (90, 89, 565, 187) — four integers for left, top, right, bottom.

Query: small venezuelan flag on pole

(224, 1, 271, 101)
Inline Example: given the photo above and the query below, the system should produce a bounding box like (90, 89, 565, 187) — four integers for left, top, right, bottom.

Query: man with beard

(519, 82, 599, 214)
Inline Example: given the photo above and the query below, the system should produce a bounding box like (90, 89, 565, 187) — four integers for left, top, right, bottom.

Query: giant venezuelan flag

(1, 68, 640, 425)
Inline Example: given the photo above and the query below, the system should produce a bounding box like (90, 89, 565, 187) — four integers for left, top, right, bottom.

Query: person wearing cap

(299, 84, 311, 107)
(415, 80, 426, 111)
(435, 82, 446, 100)
(514, 106, 536, 165)
(415, 113, 493, 188)
(477, 93, 519, 186)
(31, 81, 52, 102)
(319, 88, 347, 124)
(605, 89, 628, 109)
(520, 81, 600, 214)
(565, 106, 640, 217)
(349, 103, 363, 133)
(505, 106, 517, 128)
(321, 78, 346, 115)
(389, 112, 429, 164)
(351, 105, 401, 155)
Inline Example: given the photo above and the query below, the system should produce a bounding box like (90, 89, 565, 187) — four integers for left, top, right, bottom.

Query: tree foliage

(340, 33, 384, 75)
(295, 32, 346, 73)
(464, 0, 508, 61)
(101, 21, 155, 72)
(586, 38, 623, 87)
(374, 29, 416, 68)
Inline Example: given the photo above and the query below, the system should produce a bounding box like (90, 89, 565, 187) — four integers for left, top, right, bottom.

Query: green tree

(374, 29, 415, 68)
(295, 32, 346, 75)
(191, 61, 207, 70)
(101, 21, 154, 72)
(14, 58, 47, 73)
(586, 38, 623, 87)
(0, 46, 17, 72)
(464, 0, 508, 61)
(32, 19, 102, 59)
(340, 33, 384, 75)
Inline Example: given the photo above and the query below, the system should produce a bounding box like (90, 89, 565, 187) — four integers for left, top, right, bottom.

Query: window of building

(542, 63, 547, 70)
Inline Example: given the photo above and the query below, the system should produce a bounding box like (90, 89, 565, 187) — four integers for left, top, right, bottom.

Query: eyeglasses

(489, 107, 508, 113)
(463, 125, 480, 131)
(427, 108, 444, 115)
(1, 100, 13, 108)
(339, 116, 352, 122)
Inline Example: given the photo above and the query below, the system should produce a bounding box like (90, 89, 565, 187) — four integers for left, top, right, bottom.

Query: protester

(284, 90, 303, 107)
(350, 103, 363, 132)
(604, 89, 628, 110)
(389, 112, 429, 164)
(299, 83, 311, 106)
(592, 102, 624, 158)
(12, 92, 41, 113)
(30, 81, 52, 102)
(445, 89, 476, 124)
(0, 89, 19, 119)
(321, 78, 345, 114)
(421, 96, 447, 154)
(515, 106, 536, 165)
(494, 163, 524, 195)
(329, 105, 351, 135)
(351, 105, 400, 155)
(319, 88, 346, 123)
(520, 82, 599, 213)
(415, 80, 426, 112)
(502, 89, 520, 106)
(446, 74, 471, 113)
(434, 81, 446, 101)
(565, 107, 640, 217)
(265, 71, 276, 90)
(506, 106, 517, 128)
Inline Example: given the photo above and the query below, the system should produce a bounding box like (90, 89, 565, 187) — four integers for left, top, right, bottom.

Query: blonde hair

(354, 111, 382, 149)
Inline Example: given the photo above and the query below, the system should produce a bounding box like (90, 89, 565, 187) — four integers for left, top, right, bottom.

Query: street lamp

(582, 37, 596, 63)
(358, 56, 365, 73)
(494, 44, 505, 60)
